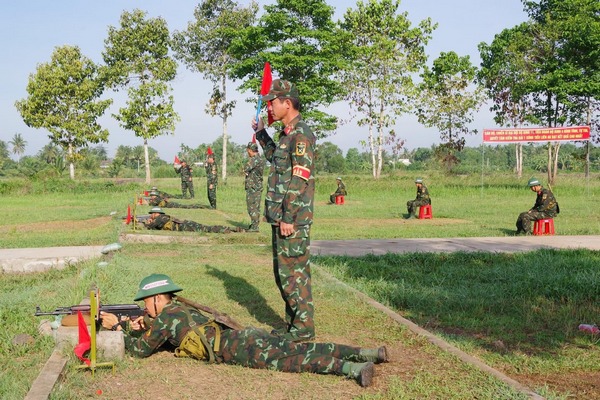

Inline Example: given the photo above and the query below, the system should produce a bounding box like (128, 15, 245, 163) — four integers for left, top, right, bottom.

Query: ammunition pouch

(175, 308, 221, 363)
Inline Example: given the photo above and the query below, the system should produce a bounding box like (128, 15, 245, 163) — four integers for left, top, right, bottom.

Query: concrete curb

(0, 246, 105, 273)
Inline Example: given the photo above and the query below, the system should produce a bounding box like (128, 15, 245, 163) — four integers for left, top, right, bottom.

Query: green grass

(0, 172, 599, 399)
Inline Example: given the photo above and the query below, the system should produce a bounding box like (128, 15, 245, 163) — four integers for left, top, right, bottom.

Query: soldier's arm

(255, 129, 277, 162)
(281, 132, 314, 225)
(122, 314, 170, 358)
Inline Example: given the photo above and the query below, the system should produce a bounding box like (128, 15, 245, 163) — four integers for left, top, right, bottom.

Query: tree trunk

(144, 138, 151, 184)
(68, 143, 75, 180)
(515, 143, 523, 178)
(368, 124, 376, 179)
(551, 142, 560, 185)
(221, 74, 228, 182)
(585, 98, 591, 178)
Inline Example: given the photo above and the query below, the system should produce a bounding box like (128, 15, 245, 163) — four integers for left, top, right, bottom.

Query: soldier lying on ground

(148, 191, 209, 209)
(144, 207, 245, 233)
(100, 273, 389, 387)
(149, 186, 183, 199)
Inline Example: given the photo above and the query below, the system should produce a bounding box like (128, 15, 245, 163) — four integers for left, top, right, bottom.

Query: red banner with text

(483, 126, 590, 143)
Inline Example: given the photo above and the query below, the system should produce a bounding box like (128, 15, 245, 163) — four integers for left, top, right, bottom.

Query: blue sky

(0, 0, 528, 160)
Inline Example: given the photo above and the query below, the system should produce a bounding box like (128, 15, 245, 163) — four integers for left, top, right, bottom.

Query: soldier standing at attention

(176, 160, 194, 199)
(406, 178, 431, 219)
(251, 79, 316, 342)
(205, 149, 218, 209)
(244, 141, 265, 232)
(100, 274, 389, 387)
(516, 177, 559, 234)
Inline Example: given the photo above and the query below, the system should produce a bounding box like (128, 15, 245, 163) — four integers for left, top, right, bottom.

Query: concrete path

(0, 246, 105, 273)
(312, 235, 600, 257)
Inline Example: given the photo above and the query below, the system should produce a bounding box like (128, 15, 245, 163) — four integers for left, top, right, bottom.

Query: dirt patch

(10, 217, 112, 233)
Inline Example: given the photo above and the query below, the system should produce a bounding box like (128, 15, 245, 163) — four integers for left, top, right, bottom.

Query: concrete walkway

(312, 235, 600, 257)
(0, 246, 105, 273)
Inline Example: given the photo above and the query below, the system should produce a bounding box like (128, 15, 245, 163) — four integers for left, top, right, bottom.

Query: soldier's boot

(359, 346, 389, 364)
(343, 362, 374, 387)
(407, 212, 416, 219)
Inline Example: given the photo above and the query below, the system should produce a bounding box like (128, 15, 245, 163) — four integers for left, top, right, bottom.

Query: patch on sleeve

(295, 141, 306, 156)
(292, 165, 311, 180)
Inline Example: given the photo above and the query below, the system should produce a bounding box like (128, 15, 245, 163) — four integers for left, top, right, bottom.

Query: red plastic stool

(533, 218, 555, 235)
(418, 204, 432, 219)
(335, 195, 345, 205)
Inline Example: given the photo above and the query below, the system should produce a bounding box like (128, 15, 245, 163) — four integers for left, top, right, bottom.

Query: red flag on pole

(74, 311, 91, 366)
(256, 62, 274, 127)
(174, 155, 181, 164)
(207, 147, 213, 156)
(125, 205, 132, 225)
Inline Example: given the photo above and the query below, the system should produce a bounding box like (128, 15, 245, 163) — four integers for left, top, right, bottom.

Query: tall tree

(15, 45, 111, 179)
(339, 0, 434, 178)
(172, 0, 258, 182)
(9, 133, 27, 162)
(417, 51, 485, 172)
(232, 0, 345, 136)
(103, 9, 180, 184)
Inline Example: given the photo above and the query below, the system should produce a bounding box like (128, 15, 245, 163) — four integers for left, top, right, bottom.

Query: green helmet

(133, 273, 183, 301)
(528, 178, 541, 187)
(149, 191, 160, 196)
(415, 178, 423, 184)
(149, 207, 164, 214)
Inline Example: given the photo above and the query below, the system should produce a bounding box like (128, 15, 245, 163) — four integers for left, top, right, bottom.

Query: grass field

(0, 172, 599, 399)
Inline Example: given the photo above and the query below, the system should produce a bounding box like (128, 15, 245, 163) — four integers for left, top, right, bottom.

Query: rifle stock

(176, 296, 243, 331)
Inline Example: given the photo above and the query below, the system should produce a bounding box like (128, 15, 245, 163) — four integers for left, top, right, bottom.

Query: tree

(314, 141, 345, 174)
(339, 0, 434, 178)
(103, 9, 180, 184)
(9, 133, 27, 162)
(15, 45, 111, 179)
(417, 51, 485, 172)
(172, 0, 258, 182)
(232, 0, 345, 136)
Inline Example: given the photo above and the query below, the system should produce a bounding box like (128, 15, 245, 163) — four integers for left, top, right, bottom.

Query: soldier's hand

(130, 315, 146, 331)
(252, 116, 264, 132)
(280, 222, 294, 237)
(100, 312, 119, 330)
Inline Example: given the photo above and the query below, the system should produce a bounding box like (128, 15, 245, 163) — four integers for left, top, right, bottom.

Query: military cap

(528, 178, 541, 187)
(149, 207, 164, 214)
(415, 178, 423, 184)
(133, 273, 183, 301)
(336, 177, 342, 181)
(151, 186, 158, 191)
(260, 79, 299, 101)
(247, 142, 258, 152)
(149, 191, 160, 196)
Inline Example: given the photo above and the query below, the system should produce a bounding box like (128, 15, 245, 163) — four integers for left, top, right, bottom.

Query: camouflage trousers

(271, 225, 314, 336)
(246, 190, 262, 229)
(407, 199, 430, 215)
(178, 221, 236, 234)
(181, 180, 194, 198)
(207, 186, 217, 209)
(216, 327, 363, 374)
(165, 202, 206, 209)
(516, 210, 555, 233)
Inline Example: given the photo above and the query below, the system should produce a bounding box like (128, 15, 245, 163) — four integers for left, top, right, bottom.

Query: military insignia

(280, 144, 287, 149)
(145, 328, 152, 337)
(296, 142, 306, 156)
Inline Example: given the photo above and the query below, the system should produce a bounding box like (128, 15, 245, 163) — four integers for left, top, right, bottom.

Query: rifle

(176, 296, 243, 331)
(135, 214, 151, 223)
(35, 303, 145, 327)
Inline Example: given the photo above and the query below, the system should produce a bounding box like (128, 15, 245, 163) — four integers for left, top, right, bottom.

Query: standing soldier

(176, 160, 194, 199)
(251, 79, 316, 342)
(406, 178, 431, 219)
(205, 148, 218, 209)
(244, 141, 265, 232)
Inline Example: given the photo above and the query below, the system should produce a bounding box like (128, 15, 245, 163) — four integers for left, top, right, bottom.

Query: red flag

(207, 147, 213, 156)
(256, 62, 274, 127)
(174, 155, 181, 164)
(74, 311, 91, 366)
(125, 205, 132, 225)
(252, 133, 256, 144)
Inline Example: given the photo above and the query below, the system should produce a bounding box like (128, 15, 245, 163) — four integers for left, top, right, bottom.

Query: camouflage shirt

(205, 161, 218, 187)
(244, 153, 265, 193)
(256, 115, 316, 229)
(416, 185, 431, 203)
(334, 181, 347, 196)
(177, 164, 193, 182)
(123, 302, 217, 358)
(148, 196, 168, 207)
(531, 187, 559, 215)
(145, 214, 177, 231)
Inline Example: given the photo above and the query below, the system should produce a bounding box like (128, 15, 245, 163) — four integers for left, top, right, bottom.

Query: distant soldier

(329, 177, 347, 204)
(406, 178, 431, 219)
(516, 177, 559, 234)
(100, 273, 388, 387)
(144, 207, 244, 233)
(243, 142, 265, 231)
(176, 160, 194, 199)
(205, 149, 218, 209)
(149, 186, 182, 199)
(148, 191, 207, 209)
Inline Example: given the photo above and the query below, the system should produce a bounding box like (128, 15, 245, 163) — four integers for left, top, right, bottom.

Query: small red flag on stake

(74, 311, 91, 366)
(125, 205, 132, 225)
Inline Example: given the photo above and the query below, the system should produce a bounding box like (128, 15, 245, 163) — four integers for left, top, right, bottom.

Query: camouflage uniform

(329, 180, 347, 204)
(256, 113, 316, 340)
(205, 159, 218, 209)
(145, 213, 242, 234)
(407, 184, 431, 216)
(123, 302, 371, 377)
(516, 187, 559, 233)
(244, 147, 265, 231)
(148, 195, 206, 209)
(176, 163, 194, 198)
